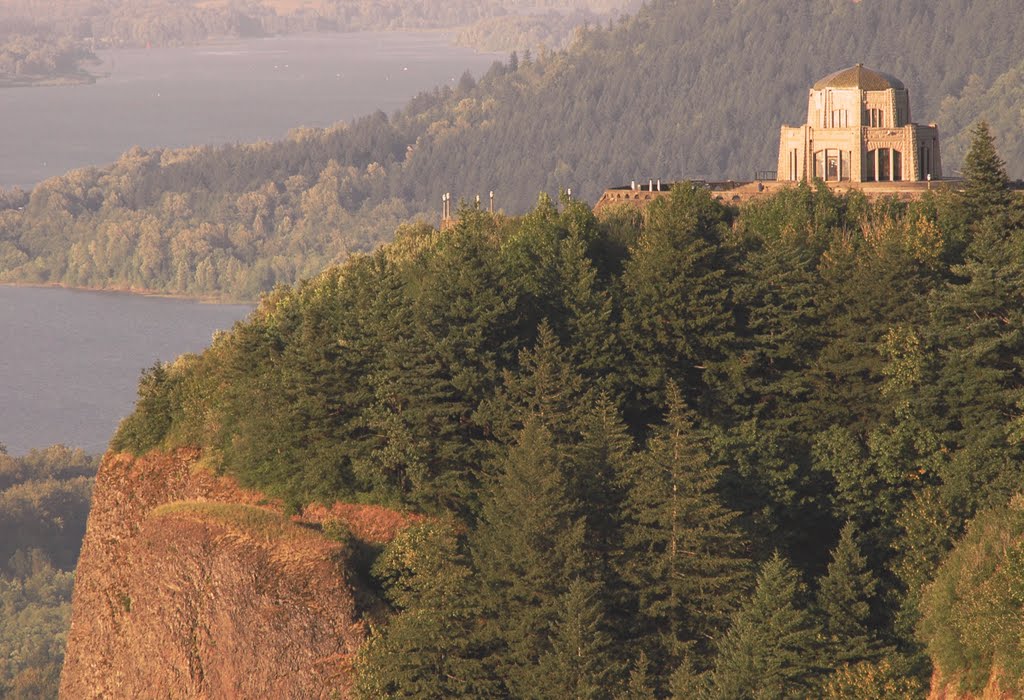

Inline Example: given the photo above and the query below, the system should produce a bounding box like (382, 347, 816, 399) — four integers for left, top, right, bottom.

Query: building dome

(778, 63, 940, 184)
(812, 64, 905, 91)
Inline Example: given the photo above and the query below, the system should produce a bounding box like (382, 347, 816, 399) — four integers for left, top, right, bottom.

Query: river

(0, 285, 252, 455)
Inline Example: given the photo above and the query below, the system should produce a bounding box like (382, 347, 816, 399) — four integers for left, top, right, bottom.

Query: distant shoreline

(0, 280, 255, 306)
(0, 71, 99, 89)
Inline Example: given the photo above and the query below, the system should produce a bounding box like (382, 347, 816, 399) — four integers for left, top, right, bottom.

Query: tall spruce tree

(619, 185, 736, 421)
(535, 577, 621, 699)
(556, 230, 622, 396)
(618, 382, 748, 688)
(720, 221, 830, 563)
(816, 522, 883, 668)
(960, 121, 1014, 222)
(617, 653, 657, 700)
(931, 213, 1024, 513)
(471, 418, 599, 697)
(574, 393, 634, 599)
(711, 553, 824, 699)
(475, 321, 588, 447)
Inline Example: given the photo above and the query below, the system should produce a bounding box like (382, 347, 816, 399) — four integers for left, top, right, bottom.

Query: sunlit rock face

(59, 448, 410, 699)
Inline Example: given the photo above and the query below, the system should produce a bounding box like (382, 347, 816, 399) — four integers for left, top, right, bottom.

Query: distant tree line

(0, 33, 96, 85)
(109, 126, 1024, 694)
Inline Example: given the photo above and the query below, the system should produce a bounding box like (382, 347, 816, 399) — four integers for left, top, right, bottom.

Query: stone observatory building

(777, 64, 941, 183)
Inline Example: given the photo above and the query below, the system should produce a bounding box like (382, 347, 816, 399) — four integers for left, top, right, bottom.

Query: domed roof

(813, 64, 905, 91)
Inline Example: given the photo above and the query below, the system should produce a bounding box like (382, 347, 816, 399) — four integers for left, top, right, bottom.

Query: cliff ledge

(60, 448, 408, 699)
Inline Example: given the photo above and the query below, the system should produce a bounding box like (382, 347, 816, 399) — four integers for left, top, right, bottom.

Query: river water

(0, 285, 252, 455)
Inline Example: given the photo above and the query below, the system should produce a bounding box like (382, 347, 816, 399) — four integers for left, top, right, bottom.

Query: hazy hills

(1, 0, 1023, 300)
(0, 0, 637, 50)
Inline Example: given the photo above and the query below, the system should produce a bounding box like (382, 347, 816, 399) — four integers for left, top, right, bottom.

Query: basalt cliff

(59, 448, 413, 699)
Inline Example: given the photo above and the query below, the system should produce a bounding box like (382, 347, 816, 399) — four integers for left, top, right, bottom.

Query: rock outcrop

(60, 449, 409, 699)
(928, 669, 1015, 700)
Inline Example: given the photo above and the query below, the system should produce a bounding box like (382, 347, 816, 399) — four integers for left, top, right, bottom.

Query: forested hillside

(107, 129, 1024, 695)
(1, 0, 1022, 300)
(0, 445, 97, 698)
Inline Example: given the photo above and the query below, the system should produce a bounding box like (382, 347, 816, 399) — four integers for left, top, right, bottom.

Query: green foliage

(710, 553, 823, 700)
(0, 446, 97, 573)
(356, 521, 500, 698)
(617, 382, 748, 688)
(535, 577, 621, 699)
(816, 523, 884, 668)
(960, 121, 1014, 220)
(619, 186, 735, 416)
(0, 445, 94, 697)
(0, 552, 74, 700)
(0, 33, 95, 85)
(821, 658, 925, 700)
(918, 495, 1024, 693)
(102, 139, 1024, 693)
(471, 419, 593, 695)
(109, 361, 178, 454)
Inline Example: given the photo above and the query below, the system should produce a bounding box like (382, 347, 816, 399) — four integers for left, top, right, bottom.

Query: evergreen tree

(720, 220, 830, 564)
(475, 321, 588, 447)
(355, 522, 500, 699)
(960, 121, 1014, 222)
(618, 382, 747, 687)
(573, 393, 633, 594)
(711, 553, 824, 699)
(931, 213, 1024, 512)
(536, 577, 620, 699)
(816, 522, 883, 668)
(616, 653, 657, 700)
(556, 229, 622, 396)
(471, 418, 595, 696)
(619, 186, 736, 420)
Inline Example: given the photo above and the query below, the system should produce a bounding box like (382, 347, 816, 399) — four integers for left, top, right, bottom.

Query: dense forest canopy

(108, 129, 1024, 694)
(0, 444, 98, 699)
(1, 0, 1023, 300)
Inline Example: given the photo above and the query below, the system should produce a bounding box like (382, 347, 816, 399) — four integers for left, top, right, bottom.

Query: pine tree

(471, 418, 595, 696)
(711, 553, 824, 699)
(475, 321, 588, 447)
(616, 653, 657, 700)
(359, 217, 519, 516)
(816, 522, 883, 668)
(573, 393, 633, 591)
(960, 121, 1014, 222)
(618, 382, 748, 687)
(619, 185, 736, 421)
(556, 231, 622, 396)
(355, 522, 500, 699)
(535, 578, 620, 699)
(931, 212, 1024, 512)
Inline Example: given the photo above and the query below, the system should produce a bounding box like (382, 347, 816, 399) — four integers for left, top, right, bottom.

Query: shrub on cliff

(918, 495, 1024, 694)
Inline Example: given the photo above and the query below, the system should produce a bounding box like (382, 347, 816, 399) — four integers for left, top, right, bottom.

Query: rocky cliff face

(60, 449, 410, 699)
